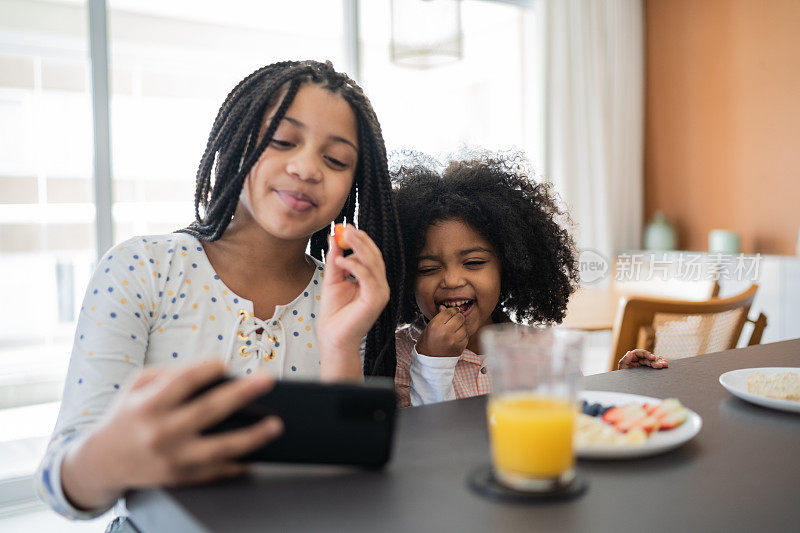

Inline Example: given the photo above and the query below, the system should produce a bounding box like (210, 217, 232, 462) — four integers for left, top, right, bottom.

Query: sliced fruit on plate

(647, 398, 687, 429)
(600, 404, 631, 424)
(574, 414, 648, 446)
(602, 398, 688, 433)
(603, 405, 659, 434)
(627, 415, 661, 435)
(650, 399, 688, 430)
(580, 401, 612, 417)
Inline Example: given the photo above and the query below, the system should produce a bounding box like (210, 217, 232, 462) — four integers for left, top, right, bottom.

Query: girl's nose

(441, 268, 466, 288)
(286, 150, 322, 182)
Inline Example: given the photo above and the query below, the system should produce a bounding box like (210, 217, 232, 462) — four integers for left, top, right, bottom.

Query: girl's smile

(276, 189, 317, 211)
(437, 298, 475, 317)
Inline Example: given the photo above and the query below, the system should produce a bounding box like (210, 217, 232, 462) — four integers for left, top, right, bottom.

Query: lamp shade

(390, 0, 462, 68)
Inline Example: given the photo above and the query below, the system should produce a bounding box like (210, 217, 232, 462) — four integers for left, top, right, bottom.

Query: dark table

(126, 339, 800, 532)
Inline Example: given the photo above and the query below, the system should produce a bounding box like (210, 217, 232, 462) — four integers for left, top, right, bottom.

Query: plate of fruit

(575, 390, 702, 459)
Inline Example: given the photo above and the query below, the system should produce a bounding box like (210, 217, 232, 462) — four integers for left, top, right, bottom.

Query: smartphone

(196, 378, 397, 469)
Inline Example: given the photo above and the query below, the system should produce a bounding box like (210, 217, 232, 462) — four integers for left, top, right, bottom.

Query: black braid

(179, 60, 404, 378)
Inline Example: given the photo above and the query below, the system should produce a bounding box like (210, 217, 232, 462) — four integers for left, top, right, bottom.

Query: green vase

(644, 211, 677, 251)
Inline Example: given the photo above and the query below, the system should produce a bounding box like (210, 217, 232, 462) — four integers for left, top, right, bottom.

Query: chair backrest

(608, 284, 759, 372)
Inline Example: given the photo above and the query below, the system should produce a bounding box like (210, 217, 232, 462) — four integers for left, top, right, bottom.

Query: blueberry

(582, 402, 607, 417)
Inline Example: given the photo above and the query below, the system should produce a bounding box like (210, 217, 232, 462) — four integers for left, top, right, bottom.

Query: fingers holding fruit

(416, 306, 469, 358)
(329, 224, 387, 287)
(318, 224, 390, 372)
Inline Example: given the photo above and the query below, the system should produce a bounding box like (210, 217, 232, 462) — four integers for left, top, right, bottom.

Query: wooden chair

(608, 284, 767, 371)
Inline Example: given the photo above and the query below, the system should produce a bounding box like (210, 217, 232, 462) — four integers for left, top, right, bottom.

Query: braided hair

(179, 60, 404, 377)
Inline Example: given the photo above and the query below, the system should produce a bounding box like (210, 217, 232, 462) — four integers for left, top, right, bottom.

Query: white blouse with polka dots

(36, 232, 329, 519)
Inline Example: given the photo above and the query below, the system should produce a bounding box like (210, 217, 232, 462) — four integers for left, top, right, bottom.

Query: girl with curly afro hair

(392, 153, 666, 407)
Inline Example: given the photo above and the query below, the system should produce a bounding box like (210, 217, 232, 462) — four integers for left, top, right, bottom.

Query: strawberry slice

(649, 398, 682, 418)
(656, 409, 687, 430)
(627, 415, 661, 435)
(606, 404, 649, 433)
(646, 398, 688, 431)
(601, 405, 626, 424)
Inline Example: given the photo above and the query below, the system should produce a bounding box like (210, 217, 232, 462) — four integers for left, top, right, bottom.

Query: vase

(643, 211, 677, 251)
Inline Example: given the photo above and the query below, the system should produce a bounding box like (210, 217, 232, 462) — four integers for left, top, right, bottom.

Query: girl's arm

(58, 361, 280, 513)
(36, 239, 282, 518)
(35, 239, 158, 518)
(407, 346, 459, 405)
(317, 228, 390, 381)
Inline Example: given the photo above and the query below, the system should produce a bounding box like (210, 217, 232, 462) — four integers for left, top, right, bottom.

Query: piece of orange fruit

(333, 223, 351, 250)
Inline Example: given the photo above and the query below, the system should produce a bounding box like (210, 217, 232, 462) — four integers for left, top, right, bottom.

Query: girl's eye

(465, 260, 487, 268)
(271, 139, 294, 148)
(325, 156, 347, 169)
(417, 267, 439, 275)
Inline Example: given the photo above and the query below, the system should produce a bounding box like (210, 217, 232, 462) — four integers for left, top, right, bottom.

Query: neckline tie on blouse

(224, 309, 284, 367)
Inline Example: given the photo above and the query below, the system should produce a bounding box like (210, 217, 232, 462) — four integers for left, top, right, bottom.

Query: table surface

(126, 339, 800, 533)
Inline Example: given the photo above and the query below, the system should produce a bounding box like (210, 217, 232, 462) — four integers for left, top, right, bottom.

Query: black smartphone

(196, 378, 397, 469)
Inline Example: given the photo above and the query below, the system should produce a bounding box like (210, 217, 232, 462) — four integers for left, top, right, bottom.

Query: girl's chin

(253, 220, 318, 241)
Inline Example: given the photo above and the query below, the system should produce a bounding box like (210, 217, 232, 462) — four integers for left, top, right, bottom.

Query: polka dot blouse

(36, 232, 329, 519)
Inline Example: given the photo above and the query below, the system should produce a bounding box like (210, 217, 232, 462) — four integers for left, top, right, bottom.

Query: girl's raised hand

(317, 225, 390, 380)
(60, 361, 282, 512)
(416, 305, 469, 358)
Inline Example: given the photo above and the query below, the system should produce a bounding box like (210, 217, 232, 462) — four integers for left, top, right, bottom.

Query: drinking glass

(482, 325, 583, 491)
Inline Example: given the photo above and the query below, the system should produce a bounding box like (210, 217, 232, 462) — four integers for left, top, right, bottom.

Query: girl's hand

(618, 349, 669, 370)
(60, 361, 282, 511)
(317, 226, 390, 380)
(416, 306, 469, 358)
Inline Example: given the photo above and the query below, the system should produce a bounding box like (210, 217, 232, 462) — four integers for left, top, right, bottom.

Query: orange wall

(645, 0, 800, 254)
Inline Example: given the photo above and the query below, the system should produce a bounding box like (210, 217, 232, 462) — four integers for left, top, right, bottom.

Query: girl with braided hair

(36, 60, 404, 519)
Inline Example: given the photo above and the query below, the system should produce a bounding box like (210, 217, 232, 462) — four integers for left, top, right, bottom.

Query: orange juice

(487, 394, 575, 479)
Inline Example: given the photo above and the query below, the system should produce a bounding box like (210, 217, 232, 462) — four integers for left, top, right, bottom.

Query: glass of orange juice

(482, 325, 582, 492)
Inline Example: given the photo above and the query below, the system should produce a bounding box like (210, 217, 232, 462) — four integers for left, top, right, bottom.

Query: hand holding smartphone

(195, 378, 397, 469)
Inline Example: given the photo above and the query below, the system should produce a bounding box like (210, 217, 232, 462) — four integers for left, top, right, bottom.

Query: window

(360, 0, 544, 162)
(107, 0, 347, 241)
(0, 0, 94, 412)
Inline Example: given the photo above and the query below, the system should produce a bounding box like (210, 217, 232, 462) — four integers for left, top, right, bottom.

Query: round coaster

(467, 465, 587, 503)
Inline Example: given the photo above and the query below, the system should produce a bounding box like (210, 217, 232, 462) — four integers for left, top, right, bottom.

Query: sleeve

(34, 238, 160, 519)
(408, 344, 459, 406)
(393, 329, 413, 408)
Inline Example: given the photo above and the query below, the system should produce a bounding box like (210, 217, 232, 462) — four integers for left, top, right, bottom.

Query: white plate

(718, 367, 800, 414)
(576, 390, 702, 459)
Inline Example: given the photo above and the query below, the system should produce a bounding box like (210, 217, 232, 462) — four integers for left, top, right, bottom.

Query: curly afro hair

(391, 152, 579, 326)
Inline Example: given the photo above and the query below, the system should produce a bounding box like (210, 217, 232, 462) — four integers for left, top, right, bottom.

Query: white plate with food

(718, 367, 800, 414)
(575, 390, 702, 459)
